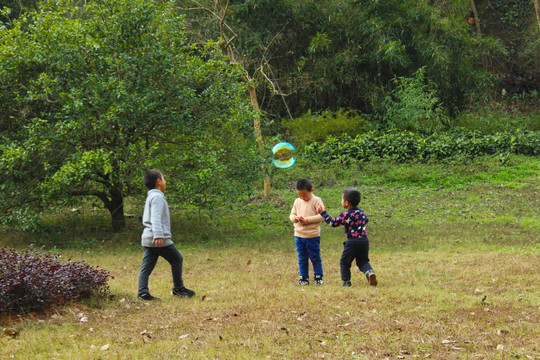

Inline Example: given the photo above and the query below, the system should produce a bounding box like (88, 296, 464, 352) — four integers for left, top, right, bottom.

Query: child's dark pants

(138, 244, 184, 296)
(340, 239, 373, 281)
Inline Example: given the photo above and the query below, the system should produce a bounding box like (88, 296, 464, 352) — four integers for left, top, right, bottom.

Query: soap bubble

(272, 142, 296, 169)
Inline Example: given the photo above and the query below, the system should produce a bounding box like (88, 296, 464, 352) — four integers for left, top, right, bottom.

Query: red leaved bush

(0, 246, 111, 314)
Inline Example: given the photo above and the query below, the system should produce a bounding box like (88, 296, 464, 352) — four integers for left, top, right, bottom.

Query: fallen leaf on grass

(497, 329, 509, 336)
(80, 317, 88, 323)
(100, 344, 109, 351)
(246, 260, 251, 266)
(140, 330, 152, 338)
(178, 334, 189, 339)
(441, 340, 456, 344)
(337, 323, 350, 327)
(2, 328, 19, 338)
(496, 344, 504, 351)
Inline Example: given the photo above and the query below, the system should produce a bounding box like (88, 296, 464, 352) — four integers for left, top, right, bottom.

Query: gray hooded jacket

(141, 189, 173, 247)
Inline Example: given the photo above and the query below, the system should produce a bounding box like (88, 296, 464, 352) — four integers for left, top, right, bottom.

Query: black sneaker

(171, 287, 195, 298)
(314, 275, 324, 285)
(341, 281, 352, 287)
(296, 278, 309, 286)
(138, 293, 160, 301)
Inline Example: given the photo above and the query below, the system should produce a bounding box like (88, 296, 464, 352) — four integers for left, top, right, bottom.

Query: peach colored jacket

(289, 195, 325, 238)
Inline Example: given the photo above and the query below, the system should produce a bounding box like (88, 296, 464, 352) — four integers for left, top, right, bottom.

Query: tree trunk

(470, 0, 482, 37)
(105, 187, 125, 232)
(534, 0, 540, 32)
(183, 0, 272, 198)
(249, 85, 271, 197)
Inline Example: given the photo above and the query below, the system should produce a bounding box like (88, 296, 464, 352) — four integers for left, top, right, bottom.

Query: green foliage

(382, 67, 448, 132)
(470, 0, 539, 94)
(0, 0, 39, 24)
(182, 0, 502, 122)
(303, 130, 540, 164)
(281, 109, 375, 148)
(454, 103, 540, 133)
(0, 0, 259, 231)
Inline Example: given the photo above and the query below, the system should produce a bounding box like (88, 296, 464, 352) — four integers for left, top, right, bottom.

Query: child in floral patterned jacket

(317, 189, 377, 287)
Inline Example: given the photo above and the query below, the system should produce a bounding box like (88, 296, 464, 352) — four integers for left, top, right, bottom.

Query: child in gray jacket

(137, 169, 195, 300)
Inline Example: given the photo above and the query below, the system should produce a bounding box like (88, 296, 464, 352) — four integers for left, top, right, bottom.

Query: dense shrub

(282, 109, 375, 148)
(0, 247, 111, 314)
(304, 130, 540, 164)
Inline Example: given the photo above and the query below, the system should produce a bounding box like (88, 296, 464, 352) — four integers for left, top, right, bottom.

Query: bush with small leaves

(303, 130, 540, 164)
(0, 247, 111, 314)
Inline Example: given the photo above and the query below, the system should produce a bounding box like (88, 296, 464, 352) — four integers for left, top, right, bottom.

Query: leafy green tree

(178, 0, 304, 197)
(0, 0, 259, 232)
(383, 67, 448, 132)
(0, 0, 39, 24)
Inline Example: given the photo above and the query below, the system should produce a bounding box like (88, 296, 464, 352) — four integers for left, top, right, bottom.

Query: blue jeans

(340, 239, 373, 281)
(138, 245, 184, 296)
(295, 236, 323, 279)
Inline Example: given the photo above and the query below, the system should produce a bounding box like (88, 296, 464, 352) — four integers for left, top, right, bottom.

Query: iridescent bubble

(272, 142, 296, 169)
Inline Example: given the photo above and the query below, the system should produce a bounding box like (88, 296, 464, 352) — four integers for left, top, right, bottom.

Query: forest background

(0, 0, 538, 231)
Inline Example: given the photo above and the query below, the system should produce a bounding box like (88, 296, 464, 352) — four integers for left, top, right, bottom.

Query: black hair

(296, 178, 312, 191)
(143, 169, 163, 190)
(342, 189, 361, 207)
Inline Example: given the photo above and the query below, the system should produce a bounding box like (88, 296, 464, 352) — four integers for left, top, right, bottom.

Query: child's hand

(153, 238, 164, 247)
(301, 217, 309, 225)
(316, 205, 325, 214)
(295, 216, 304, 223)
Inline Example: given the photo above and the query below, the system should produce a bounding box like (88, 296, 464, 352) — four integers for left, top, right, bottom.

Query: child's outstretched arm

(302, 198, 325, 224)
(319, 210, 347, 228)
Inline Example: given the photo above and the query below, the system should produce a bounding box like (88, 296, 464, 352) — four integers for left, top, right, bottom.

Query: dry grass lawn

(1, 242, 538, 359)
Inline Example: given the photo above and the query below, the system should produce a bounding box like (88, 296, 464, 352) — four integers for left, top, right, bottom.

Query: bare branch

(180, 0, 238, 39)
